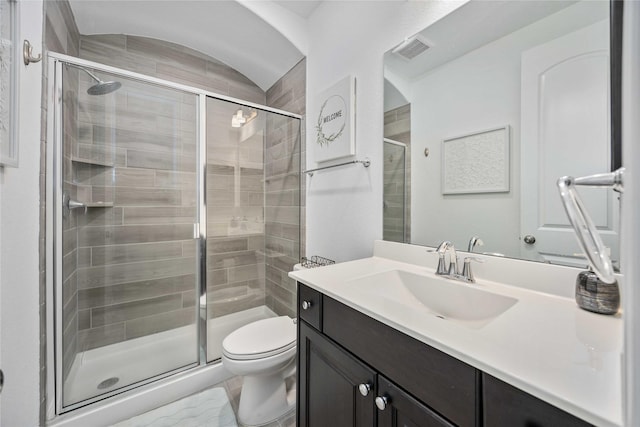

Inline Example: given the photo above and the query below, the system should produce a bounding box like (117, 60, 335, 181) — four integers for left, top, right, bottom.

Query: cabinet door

(298, 321, 376, 427)
(482, 374, 592, 426)
(323, 296, 478, 426)
(377, 376, 454, 427)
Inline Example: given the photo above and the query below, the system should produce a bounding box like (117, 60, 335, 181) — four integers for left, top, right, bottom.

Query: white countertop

(289, 241, 623, 427)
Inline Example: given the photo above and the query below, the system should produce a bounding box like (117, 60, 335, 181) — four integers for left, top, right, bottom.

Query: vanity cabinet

(297, 283, 593, 427)
(482, 374, 593, 426)
(298, 321, 376, 426)
(298, 321, 452, 427)
(298, 283, 475, 426)
(377, 375, 454, 427)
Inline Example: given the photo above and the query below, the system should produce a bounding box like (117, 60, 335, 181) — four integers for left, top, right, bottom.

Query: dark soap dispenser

(575, 269, 620, 315)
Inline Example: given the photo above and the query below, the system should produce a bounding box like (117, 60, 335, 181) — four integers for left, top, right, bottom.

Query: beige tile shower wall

(73, 77, 199, 352)
(61, 68, 81, 381)
(43, 1, 82, 417)
(75, 35, 269, 347)
(44, 0, 82, 396)
(206, 102, 266, 319)
(206, 164, 267, 319)
(79, 35, 265, 104)
(384, 104, 411, 243)
(265, 59, 306, 317)
(45, 0, 80, 57)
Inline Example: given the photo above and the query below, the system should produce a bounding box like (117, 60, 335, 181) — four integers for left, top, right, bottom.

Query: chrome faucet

(468, 236, 484, 252)
(461, 257, 484, 283)
(434, 240, 484, 283)
(435, 241, 457, 275)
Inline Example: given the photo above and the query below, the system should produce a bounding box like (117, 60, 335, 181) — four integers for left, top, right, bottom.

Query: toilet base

(237, 372, 295, 426)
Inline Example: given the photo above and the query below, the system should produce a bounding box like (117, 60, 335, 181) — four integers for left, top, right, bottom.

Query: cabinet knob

(375, 396, 389, 411)
(358, 383, 371, 397)
(301, 300, 312, 310)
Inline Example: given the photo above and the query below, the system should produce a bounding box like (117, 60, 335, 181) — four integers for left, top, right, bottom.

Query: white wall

(622, 2, 640, 424)
(0, 0, 44, 424)
(305, 1, 464, 262)
(409, 33, 522, 256)
(305, 4, 639, 426)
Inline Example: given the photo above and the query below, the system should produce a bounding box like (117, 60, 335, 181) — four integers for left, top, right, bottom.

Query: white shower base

(53, 305, 276, 427)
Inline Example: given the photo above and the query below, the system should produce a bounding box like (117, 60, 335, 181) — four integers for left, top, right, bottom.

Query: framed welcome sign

(313, 76, 356, 163)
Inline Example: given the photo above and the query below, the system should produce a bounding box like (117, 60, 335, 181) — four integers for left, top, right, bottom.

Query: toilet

(222, 316, 297, 426)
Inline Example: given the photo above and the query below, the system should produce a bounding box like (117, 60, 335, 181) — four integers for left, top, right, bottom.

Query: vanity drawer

(323, 296, 479, 427)
(298, 283, 322, 330)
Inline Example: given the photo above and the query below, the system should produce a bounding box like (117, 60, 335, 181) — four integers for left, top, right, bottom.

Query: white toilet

(222, 316, 297, 426)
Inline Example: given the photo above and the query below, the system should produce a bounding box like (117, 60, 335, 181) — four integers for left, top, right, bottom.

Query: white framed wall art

(441, 125, 510, 195)
(313, 75, 356, 163)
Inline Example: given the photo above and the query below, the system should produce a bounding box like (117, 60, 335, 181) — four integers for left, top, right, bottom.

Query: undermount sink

(345, 269, 518, 328)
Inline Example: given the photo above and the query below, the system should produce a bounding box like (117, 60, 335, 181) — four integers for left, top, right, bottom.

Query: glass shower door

(57, 62, 200, 409)
(383, 139, 407, 243)
(205, 97, 301, 362)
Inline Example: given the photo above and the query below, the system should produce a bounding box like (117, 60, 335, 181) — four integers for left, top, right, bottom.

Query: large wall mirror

(383, 0, 622, 269)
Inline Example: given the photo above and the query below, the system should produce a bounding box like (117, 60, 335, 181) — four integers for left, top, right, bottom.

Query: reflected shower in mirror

(383, 0, 621, 269)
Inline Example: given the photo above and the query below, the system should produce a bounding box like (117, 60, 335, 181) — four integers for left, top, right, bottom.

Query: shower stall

(46, 53, 301, 415)
(383, 138, 408, 243)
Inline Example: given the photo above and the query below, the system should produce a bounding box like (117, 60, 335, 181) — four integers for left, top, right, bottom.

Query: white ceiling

(68, 0, 317, 91)
(384, 0, 603, 82)
(274, 0, 322, 18)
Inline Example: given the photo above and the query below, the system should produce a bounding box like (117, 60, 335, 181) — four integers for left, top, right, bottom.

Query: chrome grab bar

(557, 167, 624, 284)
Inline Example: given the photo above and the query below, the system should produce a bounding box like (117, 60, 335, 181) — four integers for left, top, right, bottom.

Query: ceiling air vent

(392, 35, 431, 61)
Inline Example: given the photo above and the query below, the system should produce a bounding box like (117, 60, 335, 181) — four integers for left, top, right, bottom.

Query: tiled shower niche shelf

(71, 155, 115, 168)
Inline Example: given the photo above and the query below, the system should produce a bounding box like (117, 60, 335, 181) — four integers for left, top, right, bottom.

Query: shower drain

(97, 377, 119, 390)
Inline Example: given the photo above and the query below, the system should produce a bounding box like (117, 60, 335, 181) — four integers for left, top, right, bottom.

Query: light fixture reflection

(231, 109, 258, 128)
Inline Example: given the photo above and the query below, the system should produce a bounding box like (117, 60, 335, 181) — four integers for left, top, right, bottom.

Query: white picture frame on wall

(313, 75, 356, 163)
(0, 0, 19, 167)
(441, 125, 510, 195)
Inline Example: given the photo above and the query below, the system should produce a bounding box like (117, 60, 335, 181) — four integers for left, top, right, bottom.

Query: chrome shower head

(81, 67, 121, 96)
(87, 80, 122, 96)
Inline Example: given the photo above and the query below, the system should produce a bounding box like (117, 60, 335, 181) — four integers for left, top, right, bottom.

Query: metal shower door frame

(383, 138, 408, 243)
(45, 52, 302, 416)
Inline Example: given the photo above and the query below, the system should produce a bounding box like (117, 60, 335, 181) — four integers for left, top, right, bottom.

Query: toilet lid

(223, 316, 296, 360)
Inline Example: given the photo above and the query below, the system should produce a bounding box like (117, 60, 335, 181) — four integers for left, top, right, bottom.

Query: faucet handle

(462, 257, 484, 283)
(436, 253, 448, 275)
(448, 254, 459, 275)
(428, 247, 449, 275)
(436, 240, 453, 253)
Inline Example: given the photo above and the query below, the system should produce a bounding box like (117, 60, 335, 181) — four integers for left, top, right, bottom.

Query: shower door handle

(63, 192, 87, 216)
(68, 199, 87, 212)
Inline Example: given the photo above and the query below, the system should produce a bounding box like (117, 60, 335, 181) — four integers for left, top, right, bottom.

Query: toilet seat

(222, 316, 296, 361)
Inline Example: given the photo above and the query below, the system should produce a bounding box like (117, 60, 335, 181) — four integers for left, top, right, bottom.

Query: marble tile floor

(113, 375, 296, 427)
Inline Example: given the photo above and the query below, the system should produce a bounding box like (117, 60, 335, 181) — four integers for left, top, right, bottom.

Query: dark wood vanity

(297, 283, 592, 427)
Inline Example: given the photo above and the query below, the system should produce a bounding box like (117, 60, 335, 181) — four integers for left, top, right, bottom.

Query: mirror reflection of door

(520, 20, 618, 266)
